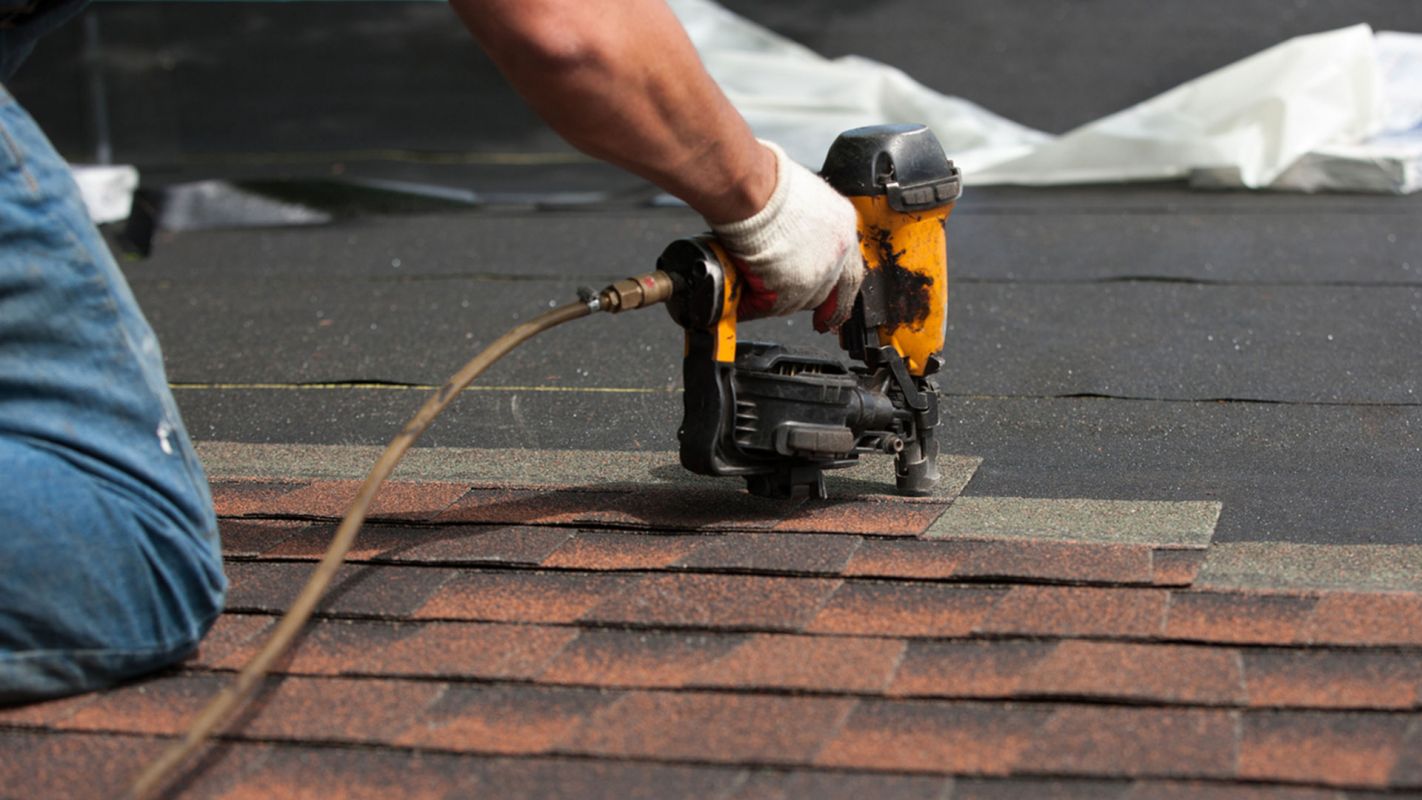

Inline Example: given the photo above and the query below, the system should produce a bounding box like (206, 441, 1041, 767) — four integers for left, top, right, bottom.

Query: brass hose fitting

(599, 270, 676, 313)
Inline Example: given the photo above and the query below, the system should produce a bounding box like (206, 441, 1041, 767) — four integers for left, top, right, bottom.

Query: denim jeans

(0, 85, 226, 703)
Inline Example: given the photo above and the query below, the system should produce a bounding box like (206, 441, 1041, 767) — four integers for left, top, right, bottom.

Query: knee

(0, 446, 226, 704)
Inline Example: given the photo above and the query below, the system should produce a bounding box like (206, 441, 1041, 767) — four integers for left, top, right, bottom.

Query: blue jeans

(0, 85, 225, 703)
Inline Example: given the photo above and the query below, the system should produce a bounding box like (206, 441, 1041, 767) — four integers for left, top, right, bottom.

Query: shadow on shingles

(421, 480, 895, 533)
(245, 482, 883, 566)
(642, 463, 910, 500)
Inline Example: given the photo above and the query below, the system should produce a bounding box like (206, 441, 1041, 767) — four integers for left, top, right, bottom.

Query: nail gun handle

(821, 124, 960, 378)
(658, 235, 741, 363)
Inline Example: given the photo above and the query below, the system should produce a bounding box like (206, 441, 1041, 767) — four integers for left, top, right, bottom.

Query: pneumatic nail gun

(657, 123, 960, 499)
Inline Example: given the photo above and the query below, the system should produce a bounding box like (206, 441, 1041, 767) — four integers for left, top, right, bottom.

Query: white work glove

(710, 141, 864, 332)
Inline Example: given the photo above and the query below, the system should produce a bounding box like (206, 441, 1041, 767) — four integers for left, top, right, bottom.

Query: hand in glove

(710, 141, 864, 332)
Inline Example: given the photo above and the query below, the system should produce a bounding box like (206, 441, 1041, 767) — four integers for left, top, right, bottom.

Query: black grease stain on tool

(869, 225, 934, 331)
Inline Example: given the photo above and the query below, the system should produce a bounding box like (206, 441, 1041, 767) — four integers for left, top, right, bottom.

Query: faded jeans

(0, 85, 225, 703)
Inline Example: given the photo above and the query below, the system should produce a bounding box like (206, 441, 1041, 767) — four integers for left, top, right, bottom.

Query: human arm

(449, 0, 862, 327)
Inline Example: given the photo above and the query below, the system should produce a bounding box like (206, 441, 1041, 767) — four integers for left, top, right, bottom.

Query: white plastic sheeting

(668, 0, 1422, 193)
(72, 164, 139, 223)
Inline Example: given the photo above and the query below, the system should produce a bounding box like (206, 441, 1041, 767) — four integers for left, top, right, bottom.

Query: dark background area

(17, 1, 1422, 169)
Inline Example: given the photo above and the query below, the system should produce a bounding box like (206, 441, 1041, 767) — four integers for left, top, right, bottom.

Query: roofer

(0, 0, 862, 702)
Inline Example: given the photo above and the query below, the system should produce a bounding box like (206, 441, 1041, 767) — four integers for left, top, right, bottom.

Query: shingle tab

(1023, 641, 1245, 706)
(565, 691, 857, 764)
(415, 570, 629, 623)
(237, 676, 445, 743)
(266, 522, 573, 565)
(806, 583, 1005, 638)
(217, 518, 308, 557)
(537, 629, 746, 688)
(1240, 712, 1412, 787)
(397, 684, 616, 754)
(582, 573, 841, 631)
(817, 701, 1050, 774)
(689, 634, 907, 694)
(1243, 650, 1422, 710)
(209, 478, 307, 517)
(542, 531, 703, 570)
(260, 478, 471, 521)
(674, 532, 862, 574)
(1020, 706, 1239, 779)
(889, 640, 1054, 698)
(1166, 592, 1317, 646)
(979, 585, 1169, 638)
(225, 561, 459, 618)
(0, 731, 169, 800)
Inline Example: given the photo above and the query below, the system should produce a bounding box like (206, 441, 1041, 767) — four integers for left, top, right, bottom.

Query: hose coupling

(599, 270, 676, 313)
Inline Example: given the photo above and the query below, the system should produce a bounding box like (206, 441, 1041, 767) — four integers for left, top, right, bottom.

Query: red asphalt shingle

(1238, 711, 1413, 787)
(816, 701, 1049, 775)
(1023, 641, 1246, 706)
(55, 673, 227, 736)
(537, 628, 746, 688)
(433, 487, 637, 527)
(21, 472, 1422, 797)
(225, 561, 459, 618)
(265, 522, 574, 566)
(540, 531, 703, 570)
(888, 640, 1055, 698)
(235, 676, 445, 743)
(888, 640, 1246, 706)
(414, 570, 628, 623)
(1151, 548, 1207, 587)
(580, 573, 842, 631)
(727, 770, 952, 800)
(673, 532, 863, 574)
(190, 613, 277, 670)
(217, 518, 307, 557)
(979, 585, 1170, 638)
(1243, 649, 1422, 710)
(952, 540, 1157, 584)
(564, 691, 856, 765)
(688, 633, 907, 694)
(208, 479, 306, 517)
(0, 731, 167, 800)
(396, 684, 616, 754)
(1019, 706, 1238, 779)
(270, 479, 470, 521)
(435, 486, 791, 531)
(805, 582, 1005, 637)
(770, 498, 950, 536)
(1302, 593, 1422, 647)
(195, 617, 577, 680)
(1165, 592, 1318, 646)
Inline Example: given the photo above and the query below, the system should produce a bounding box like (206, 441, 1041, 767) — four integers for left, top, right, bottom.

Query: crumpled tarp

(72, 164, 138, 223)
(669, 0, 1422, 193)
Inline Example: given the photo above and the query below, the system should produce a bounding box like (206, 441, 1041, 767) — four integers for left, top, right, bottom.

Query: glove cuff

(709, 140, 793, 249)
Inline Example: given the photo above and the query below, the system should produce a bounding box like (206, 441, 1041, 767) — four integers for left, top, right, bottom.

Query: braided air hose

(127, 271, 673, 800)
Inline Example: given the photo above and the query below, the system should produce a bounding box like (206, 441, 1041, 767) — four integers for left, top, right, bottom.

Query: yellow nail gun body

(659, 124, 960, 499)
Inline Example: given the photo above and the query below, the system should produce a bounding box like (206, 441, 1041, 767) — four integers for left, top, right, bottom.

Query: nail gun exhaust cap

(821, 123, 961, 212)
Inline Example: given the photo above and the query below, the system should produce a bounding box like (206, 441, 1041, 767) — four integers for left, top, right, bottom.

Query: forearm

(450, 0, 773, 224)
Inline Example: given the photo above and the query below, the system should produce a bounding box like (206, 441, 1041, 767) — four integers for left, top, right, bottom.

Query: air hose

(126, 271, 676, 800)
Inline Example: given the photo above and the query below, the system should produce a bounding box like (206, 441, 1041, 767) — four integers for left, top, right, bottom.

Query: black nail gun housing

(661, 124, 958, 500)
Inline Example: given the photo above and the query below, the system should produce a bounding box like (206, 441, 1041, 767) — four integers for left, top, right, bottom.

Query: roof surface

(5, 2, 1422, 798)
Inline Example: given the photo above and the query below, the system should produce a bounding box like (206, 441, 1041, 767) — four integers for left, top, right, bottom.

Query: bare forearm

(449, 0, 773, 223)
